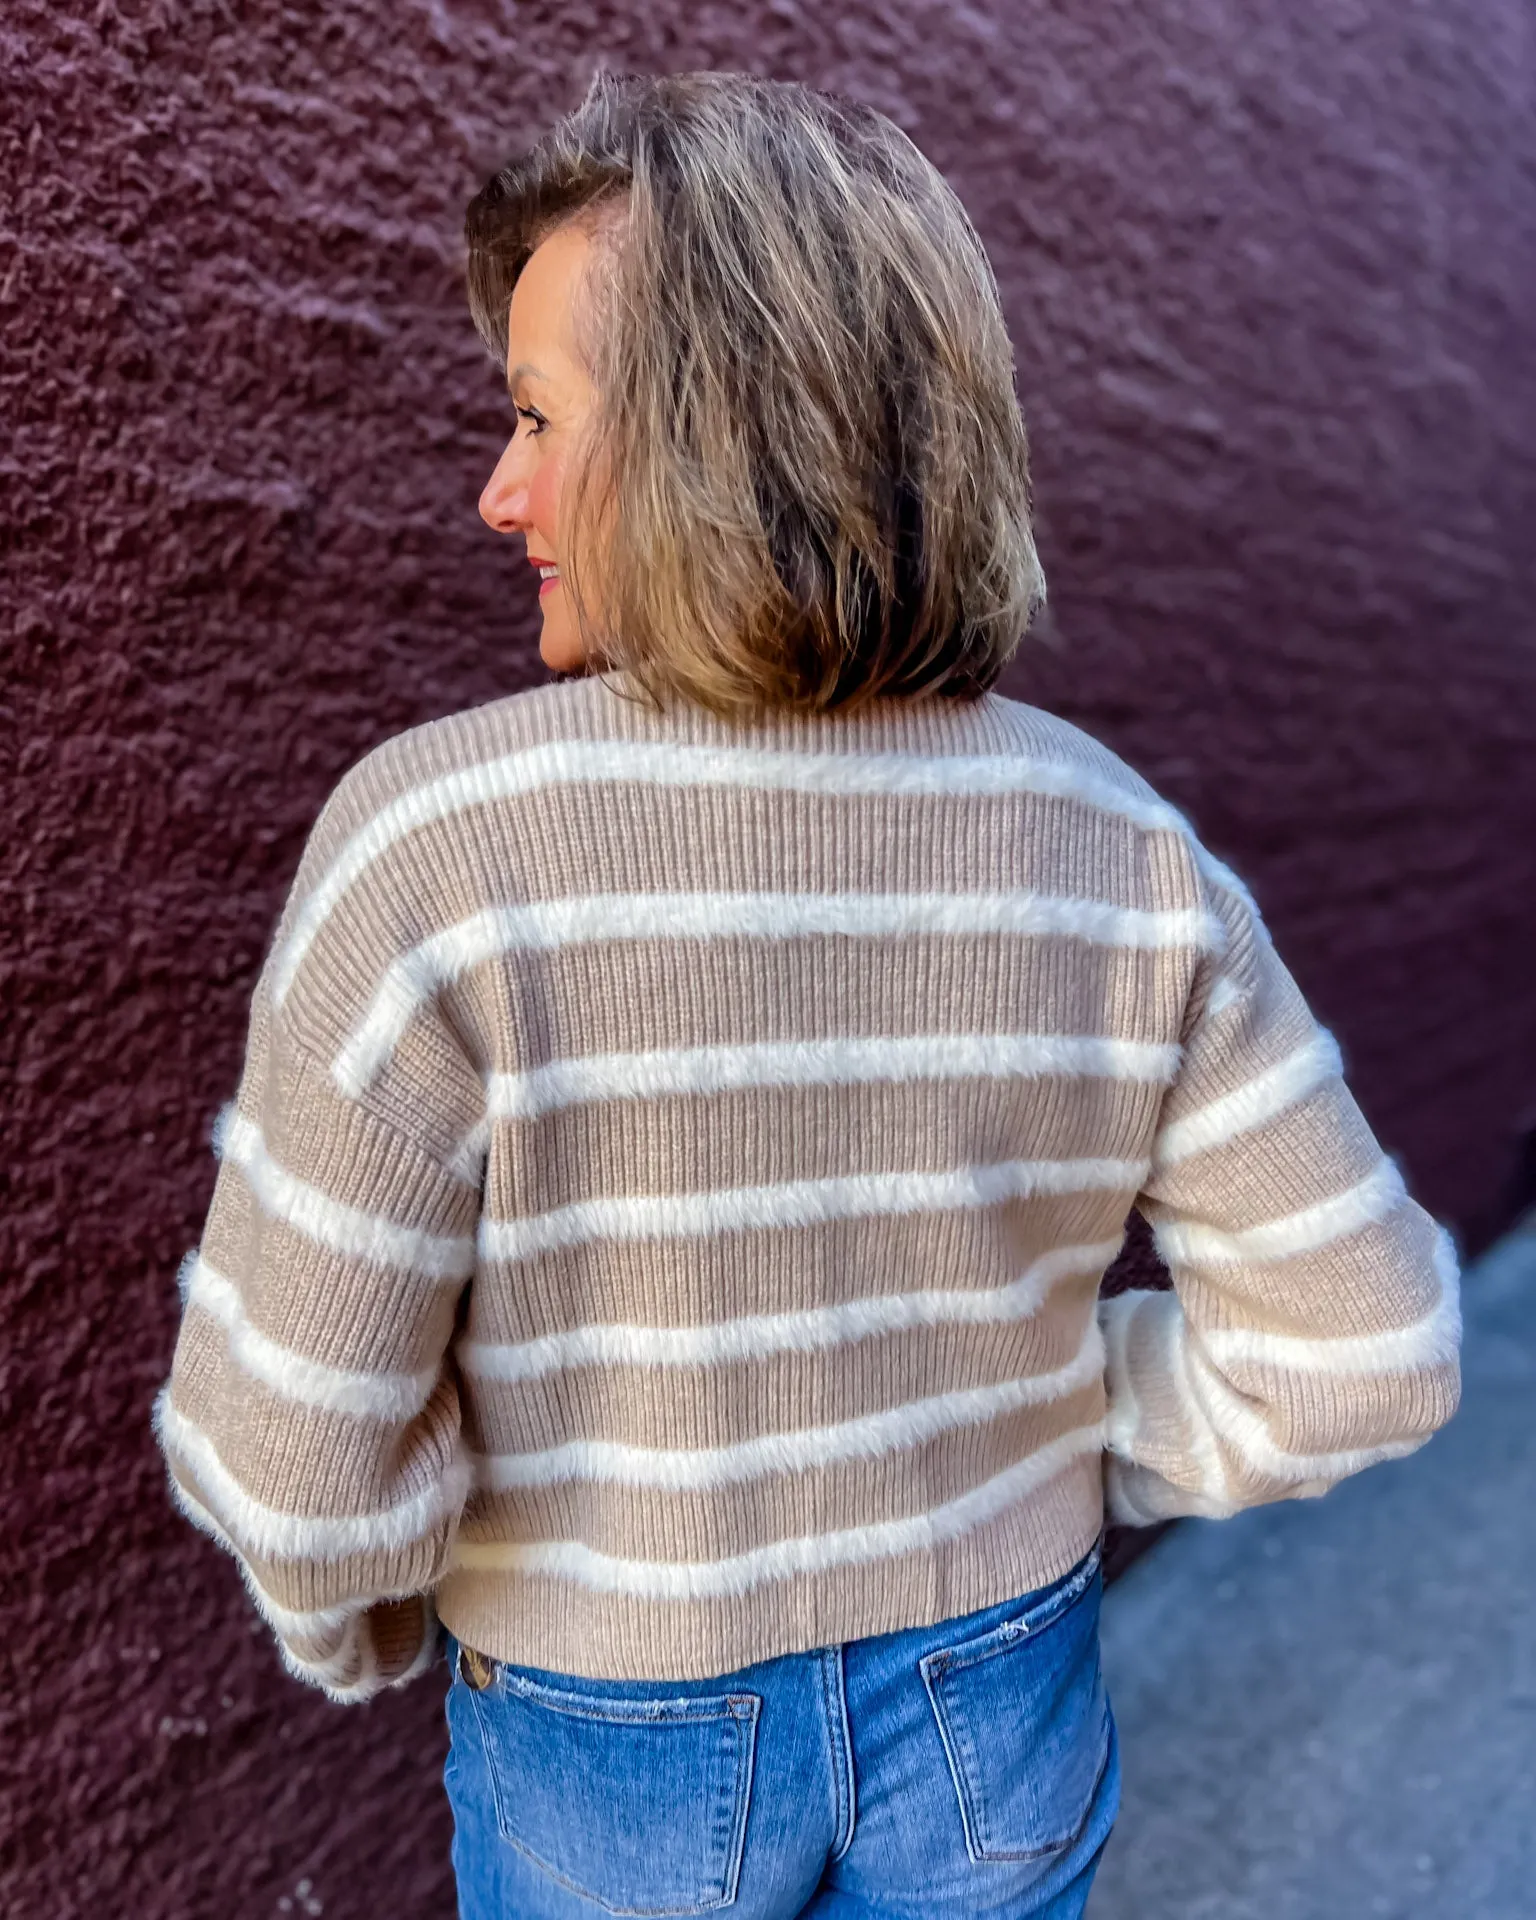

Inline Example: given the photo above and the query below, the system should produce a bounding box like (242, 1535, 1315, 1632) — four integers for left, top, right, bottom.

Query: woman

(154, 70, 1461, 1920)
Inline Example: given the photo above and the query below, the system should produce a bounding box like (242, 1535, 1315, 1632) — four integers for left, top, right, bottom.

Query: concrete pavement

(1089, 1216, 1536, 1919)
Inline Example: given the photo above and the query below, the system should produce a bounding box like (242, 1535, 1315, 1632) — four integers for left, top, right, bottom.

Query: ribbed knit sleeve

(1098, 860, 1463, 1527)
(152, 778, 483, 1703)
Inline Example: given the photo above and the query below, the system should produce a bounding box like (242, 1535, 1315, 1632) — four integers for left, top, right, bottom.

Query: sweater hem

(435, 1450, 1103, 1681)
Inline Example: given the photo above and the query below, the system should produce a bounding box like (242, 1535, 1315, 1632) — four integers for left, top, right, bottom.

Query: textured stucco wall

(5, 1, 1533, 1914)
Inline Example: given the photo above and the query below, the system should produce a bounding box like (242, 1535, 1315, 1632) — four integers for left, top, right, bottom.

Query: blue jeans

(443, 1536, 1118, 1919)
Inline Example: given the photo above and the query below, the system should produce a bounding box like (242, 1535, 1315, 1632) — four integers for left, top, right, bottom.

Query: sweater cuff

(277, 1594, 441, 1704)
(1104, 1452, 1241, 1527)
(369, 1593, 438, 1684)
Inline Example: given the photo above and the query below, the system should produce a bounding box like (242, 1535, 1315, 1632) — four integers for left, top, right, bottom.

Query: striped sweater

(153, 670, 1462, 1701)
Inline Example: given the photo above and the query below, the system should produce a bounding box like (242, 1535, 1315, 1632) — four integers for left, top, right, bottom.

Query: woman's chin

(538, 624, 586, 674)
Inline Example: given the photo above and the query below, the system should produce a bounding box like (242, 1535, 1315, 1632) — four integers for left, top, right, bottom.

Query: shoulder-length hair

(465, 70, 1047, 724)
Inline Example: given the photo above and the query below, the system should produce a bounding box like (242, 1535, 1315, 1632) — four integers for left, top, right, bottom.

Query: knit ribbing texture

(153, 671, 1461, 1700)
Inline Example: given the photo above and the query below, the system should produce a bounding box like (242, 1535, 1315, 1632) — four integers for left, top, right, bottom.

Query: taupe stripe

(181, 1256, 437, 1419)
(290, 776, 1196, 1031)
(452, 1423, 1107, 1599)
(1145, 1086, 1384, 1224)
(477, 1154, 1148, 1264)
(201, 1173, 464, 1370)
(429, 937, 1193, 1115)
(461, 1387, 1105, 1565)
(458, 1243, 1114, 1386)
(468, 1189, 1135, 1344)
(273, 729, 1197, 1007)
(1155, 1159, 1407, 1267)
(475, 1074, 1164, 1224)
(167, 1459, 454, 1612)
(335, 892, 1219, 1097)
(164, 1343, 461, 1522)
(216, 1109, 475, 1281)
(461, 1303, 1099, 1457)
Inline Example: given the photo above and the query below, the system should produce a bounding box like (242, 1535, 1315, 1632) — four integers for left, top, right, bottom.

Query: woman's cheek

(528, 449, 566, 553)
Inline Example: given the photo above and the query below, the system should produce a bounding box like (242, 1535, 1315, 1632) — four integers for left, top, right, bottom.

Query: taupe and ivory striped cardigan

(153, 670, 1462, 1700)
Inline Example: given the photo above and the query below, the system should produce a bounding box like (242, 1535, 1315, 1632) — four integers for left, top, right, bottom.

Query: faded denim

(443, 1536, 1118, 1919)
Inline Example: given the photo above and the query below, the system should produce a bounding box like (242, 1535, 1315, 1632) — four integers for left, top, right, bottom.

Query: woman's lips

(538, 574, 560, 600)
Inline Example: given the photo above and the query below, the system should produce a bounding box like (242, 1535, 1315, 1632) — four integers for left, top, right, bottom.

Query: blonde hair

(465, 70, 1047, 724)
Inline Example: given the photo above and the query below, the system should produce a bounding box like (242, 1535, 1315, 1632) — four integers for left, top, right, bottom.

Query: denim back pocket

(919, 1546, 1109, 1864)
(466, 1664, 760, 1916)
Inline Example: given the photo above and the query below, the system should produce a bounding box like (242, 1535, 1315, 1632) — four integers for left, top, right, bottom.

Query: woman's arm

(1099, 856, 1462, 1528)
(152, 778, 483, 1702)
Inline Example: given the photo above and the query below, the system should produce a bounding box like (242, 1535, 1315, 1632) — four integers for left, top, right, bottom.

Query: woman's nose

(479, 441, 529, 534)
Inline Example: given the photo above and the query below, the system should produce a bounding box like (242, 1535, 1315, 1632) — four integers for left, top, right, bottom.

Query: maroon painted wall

(5, 1, 1533, 1913)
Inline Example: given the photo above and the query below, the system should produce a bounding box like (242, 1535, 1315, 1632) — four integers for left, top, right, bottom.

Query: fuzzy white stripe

(181, 1253, 438, 1421)
(443, 1031, 1178, 1183)
(450, 1421, 1106, 1599)
(165, 1472, 365, 1638)
(479, 1032, 1182, 1125)
(217, 1108, 476, 1282)
(1152, 1157, 1407, 1268)
(281, 1636, 377, 1698)
(332, 891, 1219, 1097)
(473, 1326, 1105, 1493)
(1205, 974, 1246, 1019)
(1172, 1289, 1231, 1503)
(445, 1121, 493, 1184)
(1200, 1292, 1461, 1378)
(461, 1239, 1122, 1384)
(1102, 1455, 1174, 1527)
(153, 1388, 472, 1562)
(1199, 1224, 1463, 1376)
(1098, 1289, 1146, 1459)
(1103, 1287, 1230, 1502)
(1152, 1030, 1344, 1170)
(476, 1155, 1147, 1264)
(272, 736, 1196, 1008)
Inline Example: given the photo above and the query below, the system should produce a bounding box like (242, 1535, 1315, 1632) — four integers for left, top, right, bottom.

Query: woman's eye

(515, 405, 547, 435)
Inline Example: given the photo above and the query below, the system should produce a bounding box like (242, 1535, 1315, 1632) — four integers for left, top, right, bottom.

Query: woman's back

(157, 665, 1456, 1691)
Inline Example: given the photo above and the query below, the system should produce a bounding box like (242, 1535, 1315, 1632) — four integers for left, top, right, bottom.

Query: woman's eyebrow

(506, 362, 548, 395)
